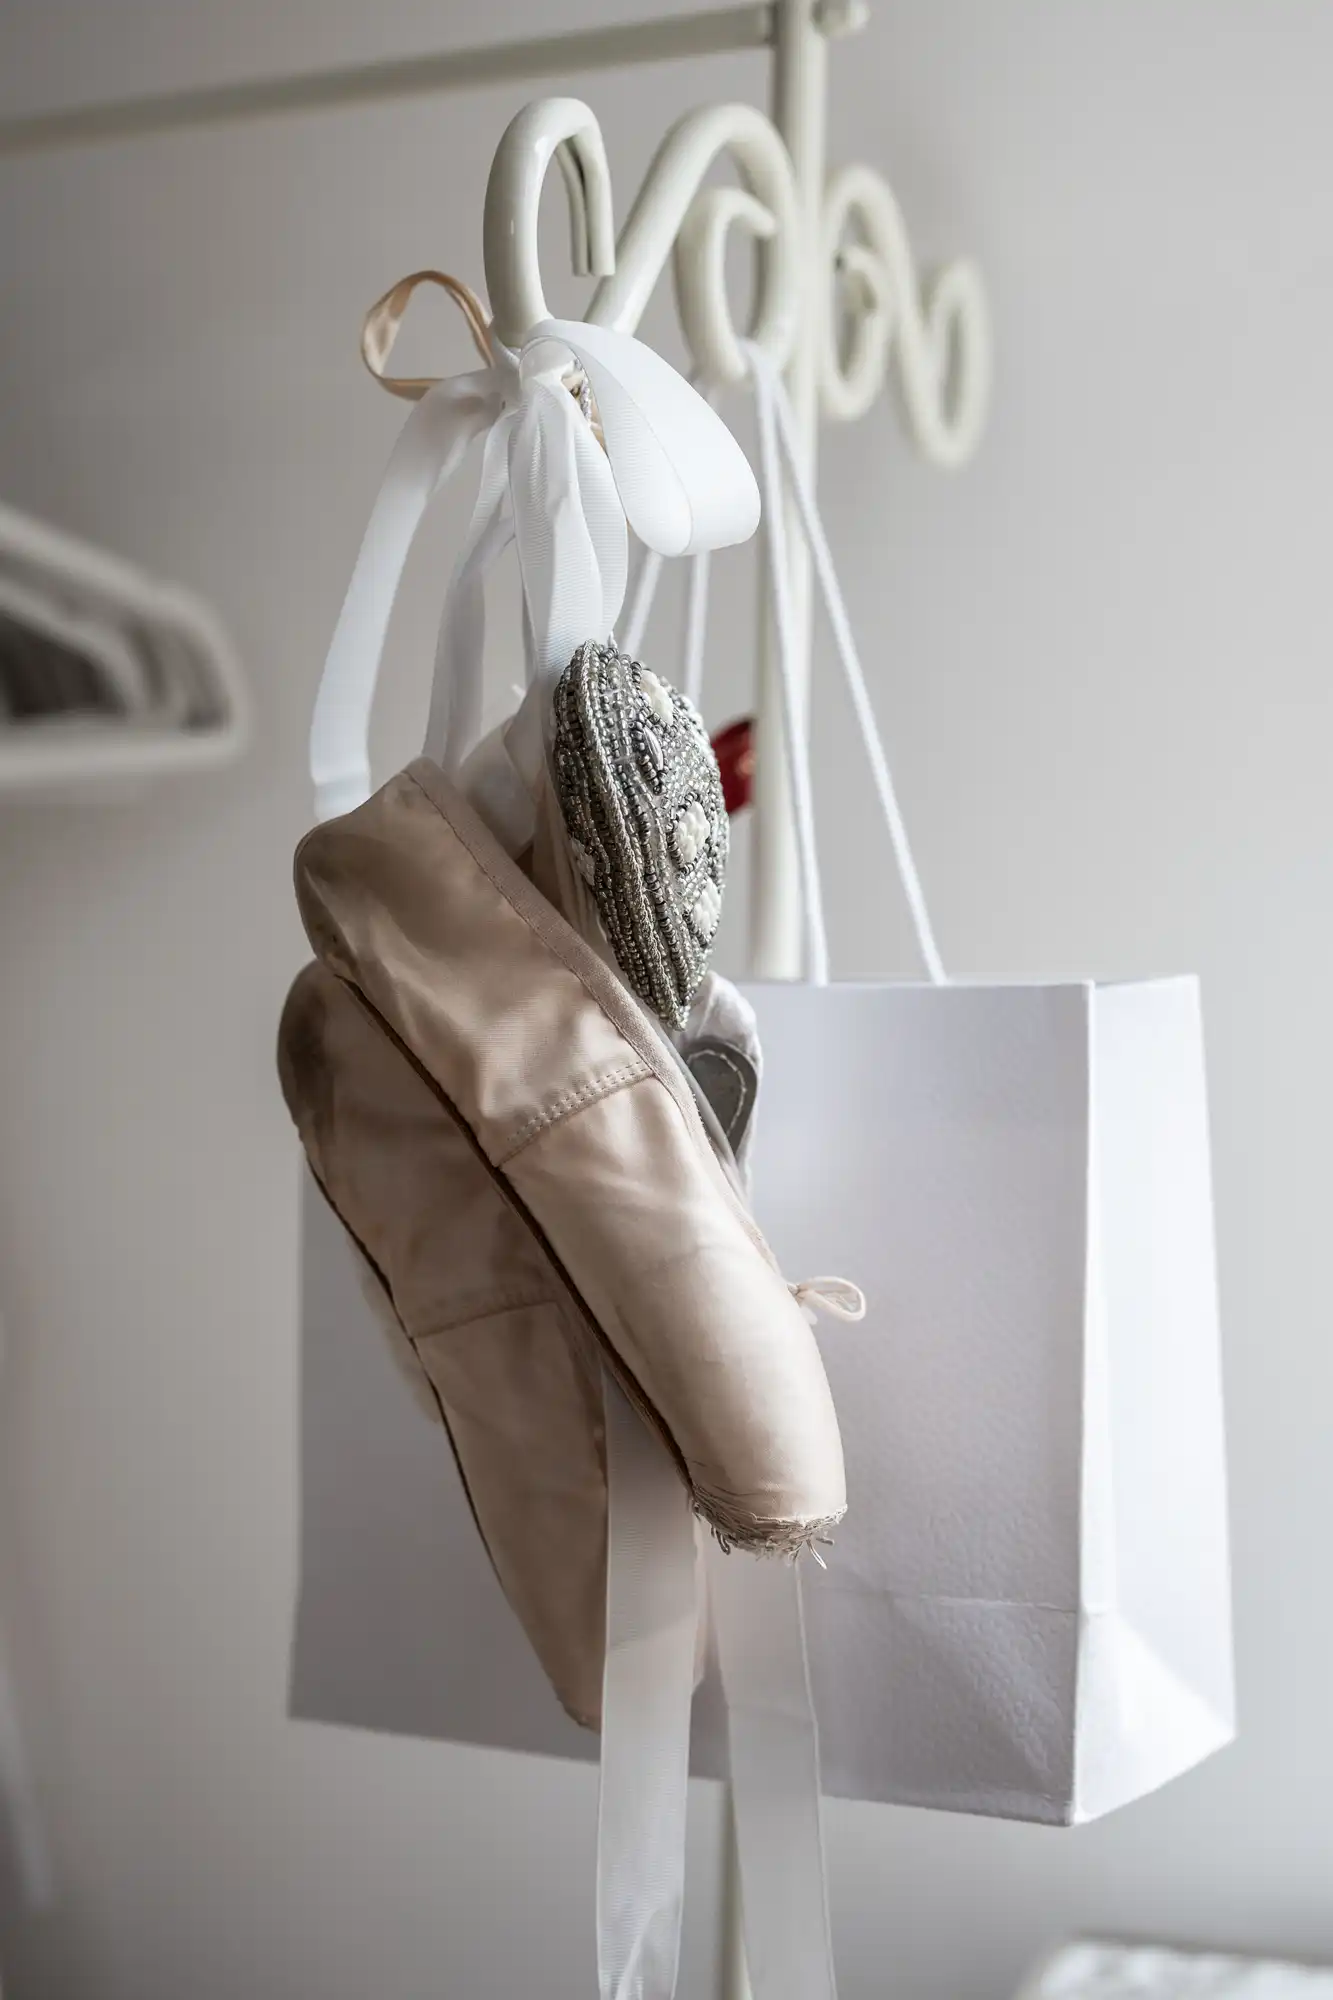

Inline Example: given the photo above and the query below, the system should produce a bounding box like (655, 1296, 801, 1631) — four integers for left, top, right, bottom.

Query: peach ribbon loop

(361, 269, 496, 395)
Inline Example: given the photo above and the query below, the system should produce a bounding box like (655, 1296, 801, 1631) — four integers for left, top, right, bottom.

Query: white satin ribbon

(708, 1539, 837, 2000)
(597, 1378, 699, 2000)
(308, 318, 758, 822)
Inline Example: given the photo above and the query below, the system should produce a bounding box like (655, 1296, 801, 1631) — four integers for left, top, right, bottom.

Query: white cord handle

(748, 355, 832, 987)
(745, 340, 947, 987)
(624, 361, 831, 984)
(619, 357, 946, 987)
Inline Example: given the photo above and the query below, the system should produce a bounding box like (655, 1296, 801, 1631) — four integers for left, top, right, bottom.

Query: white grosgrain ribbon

(598, 1375, 699, 2000)
(308, 316, 759, 823)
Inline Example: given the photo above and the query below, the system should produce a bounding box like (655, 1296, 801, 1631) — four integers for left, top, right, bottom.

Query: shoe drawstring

(789, 1276, 866, 1325)
(788, 1278, 866, 1564)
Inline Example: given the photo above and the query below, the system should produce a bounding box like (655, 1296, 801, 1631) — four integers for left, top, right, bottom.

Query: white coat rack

(0, 4, 991, 1989)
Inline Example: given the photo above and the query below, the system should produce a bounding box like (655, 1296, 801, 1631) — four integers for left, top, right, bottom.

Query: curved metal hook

(483, 97, 616, 350)
(590, 103, 800, 385)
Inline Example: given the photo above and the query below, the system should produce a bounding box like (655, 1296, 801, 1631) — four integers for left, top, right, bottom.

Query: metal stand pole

(749, 0, 831, 982)
(729, 10, 845, 1993)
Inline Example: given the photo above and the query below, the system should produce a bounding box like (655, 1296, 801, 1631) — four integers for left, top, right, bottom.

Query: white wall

(1, 2, 1331, 1994)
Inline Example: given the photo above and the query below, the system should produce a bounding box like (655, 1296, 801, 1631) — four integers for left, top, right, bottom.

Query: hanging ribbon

(597, 1375, 699, 2000)
(309, 278, 760, 823)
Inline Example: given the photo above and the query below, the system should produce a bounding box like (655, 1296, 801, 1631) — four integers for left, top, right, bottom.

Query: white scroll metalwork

(482, 93, 990, 463)
(597, 103, 801, 382)
(819, 161, 990, 461)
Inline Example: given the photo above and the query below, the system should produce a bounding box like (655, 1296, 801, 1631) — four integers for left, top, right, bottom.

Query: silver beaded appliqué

(552, 640, 728, 1030)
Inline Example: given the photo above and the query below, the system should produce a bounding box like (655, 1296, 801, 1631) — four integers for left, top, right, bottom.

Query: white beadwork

(672, 799, 710, 869)
(691, 878, 722, 940)
(552, 641, 728, 1030)
(639, 668, 675, 729)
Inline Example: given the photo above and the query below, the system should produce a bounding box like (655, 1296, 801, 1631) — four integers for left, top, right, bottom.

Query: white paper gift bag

(740, 974, 1233, 1824)
(724, 352, 1234, 1823)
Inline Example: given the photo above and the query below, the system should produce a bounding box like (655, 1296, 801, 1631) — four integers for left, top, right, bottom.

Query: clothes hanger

(0, 500, 247, 798)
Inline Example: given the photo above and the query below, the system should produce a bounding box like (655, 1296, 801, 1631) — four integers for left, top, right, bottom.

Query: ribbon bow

(310, 278, 760, 824)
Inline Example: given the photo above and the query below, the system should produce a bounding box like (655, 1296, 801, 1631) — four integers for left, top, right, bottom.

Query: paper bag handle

(746, 341, 946, 985)
(619, 362, 946, 985)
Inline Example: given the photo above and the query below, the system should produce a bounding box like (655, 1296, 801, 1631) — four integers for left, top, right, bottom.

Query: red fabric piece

(711, 716, 755, 816)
